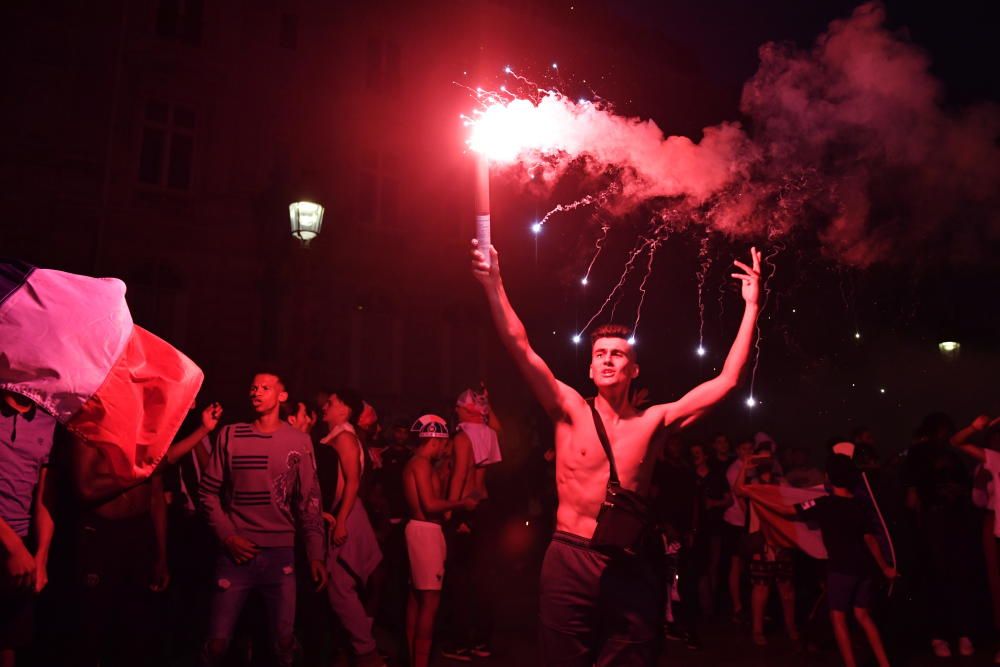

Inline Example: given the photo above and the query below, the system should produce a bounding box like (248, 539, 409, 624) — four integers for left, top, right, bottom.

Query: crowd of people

(0, 377, 504, 667)
(2, 239, 999, 667)
(645, 414, 1000, 667)
(5, 373, 1000, 667)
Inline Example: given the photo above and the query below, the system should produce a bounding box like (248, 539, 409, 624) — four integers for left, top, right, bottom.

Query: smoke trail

(475, 3, 1000, 266)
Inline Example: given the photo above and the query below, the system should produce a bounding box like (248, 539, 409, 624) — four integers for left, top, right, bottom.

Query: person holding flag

(797, 453, 897, 667)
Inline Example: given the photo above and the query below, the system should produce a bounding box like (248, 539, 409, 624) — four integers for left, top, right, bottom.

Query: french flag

(0, 260, 203, 481)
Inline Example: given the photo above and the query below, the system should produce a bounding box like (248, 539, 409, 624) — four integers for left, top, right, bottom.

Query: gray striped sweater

(200, 422, 325, 561)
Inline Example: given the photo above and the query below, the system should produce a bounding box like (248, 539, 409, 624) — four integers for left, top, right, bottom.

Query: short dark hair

(589, 323, 631, 348)
(826, 453, 858, 489)
(590, 324, 636, 361)
(252, 367, 288, 391)
(329, 388, 364, 427)
(279, 397, 305, 421)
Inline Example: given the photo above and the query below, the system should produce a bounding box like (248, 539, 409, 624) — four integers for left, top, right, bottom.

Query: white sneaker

(931, 639, 952, 658)
(958, 636, 974, 657)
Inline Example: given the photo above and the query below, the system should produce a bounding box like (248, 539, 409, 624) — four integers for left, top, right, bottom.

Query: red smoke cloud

(485, 3, 1000, 266)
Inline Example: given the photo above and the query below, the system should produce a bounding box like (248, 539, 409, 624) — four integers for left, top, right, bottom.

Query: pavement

(427, 617, 999, 667)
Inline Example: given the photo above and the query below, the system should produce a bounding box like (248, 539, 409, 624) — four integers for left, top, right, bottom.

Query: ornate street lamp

(289, 201, 325, 247)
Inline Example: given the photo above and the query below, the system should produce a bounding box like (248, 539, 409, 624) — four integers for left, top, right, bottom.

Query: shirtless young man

(441, 388, 502, 659)
(402, 416, 478, 667)
(470, 240, 761, 666)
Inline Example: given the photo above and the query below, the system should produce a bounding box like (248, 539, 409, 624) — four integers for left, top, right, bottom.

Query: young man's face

(423, 437, 447, 460)
(711, 435, 731, 458)
(456, 405, 483, 424)
(285, 401, 308, 431)
(389, 425, 409, 446)
(589, 337, 638, 389)
(736, 440, 754, 459)
(690, 445, 706, 466)
(249, 374, 287, 416)
(322, 394, 351, 427)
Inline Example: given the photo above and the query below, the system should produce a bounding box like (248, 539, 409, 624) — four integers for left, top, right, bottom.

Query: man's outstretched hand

(732, 247, 762, 307)
(470, 239, 500, 289)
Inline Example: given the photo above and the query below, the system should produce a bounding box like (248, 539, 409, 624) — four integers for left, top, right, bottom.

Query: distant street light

(938, 341, 960, 356)
(289, 201, 325, 246)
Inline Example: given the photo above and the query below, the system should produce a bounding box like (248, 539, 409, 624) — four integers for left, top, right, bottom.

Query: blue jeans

(203, 547, 297, 666)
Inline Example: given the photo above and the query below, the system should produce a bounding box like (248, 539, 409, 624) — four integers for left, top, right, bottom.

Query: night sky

(1, 0, 997, 456)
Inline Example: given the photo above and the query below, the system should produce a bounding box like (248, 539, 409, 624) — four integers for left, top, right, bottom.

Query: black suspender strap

(587, 398, 621, 487)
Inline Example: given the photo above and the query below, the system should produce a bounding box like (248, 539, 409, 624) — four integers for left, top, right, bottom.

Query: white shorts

(405, 519, 446, 591)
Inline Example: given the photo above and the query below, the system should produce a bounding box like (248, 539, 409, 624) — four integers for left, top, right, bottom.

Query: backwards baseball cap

(411, 414, 449, 439)
(456, 388, 489, 416)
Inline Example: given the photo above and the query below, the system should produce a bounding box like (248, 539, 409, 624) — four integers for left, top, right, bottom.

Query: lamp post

(289, 201, 325, 247)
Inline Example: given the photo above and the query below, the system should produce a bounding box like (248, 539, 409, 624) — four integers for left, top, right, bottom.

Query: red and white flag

(1, 261, 203, 480)
(743, 484, 829, 559)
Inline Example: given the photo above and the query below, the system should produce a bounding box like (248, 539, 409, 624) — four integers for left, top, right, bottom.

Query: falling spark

(581, 222, 610, 286)
(531, 222, 542, 234)
(631, 241, 659, 342)
(578, 237, 653, 338)
(696, 235, 711, 355)
(746, 396, 757, 408)
(748, 240, 782, 404)
(572, 334, 582, 344)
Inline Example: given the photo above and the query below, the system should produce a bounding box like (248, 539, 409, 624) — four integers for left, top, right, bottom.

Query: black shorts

(539, 531, 664, 667)
(827, 572, 874, 612)
(720, 522, 744, 559)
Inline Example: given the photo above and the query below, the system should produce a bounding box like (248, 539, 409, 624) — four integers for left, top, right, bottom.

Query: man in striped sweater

(199, 371, 327, 667)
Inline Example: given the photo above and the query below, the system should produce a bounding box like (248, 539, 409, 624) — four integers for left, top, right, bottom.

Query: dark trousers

(924, 506, 982, 640)
(538, 532, 663, 667)
(71, 513, 160, 667)
(442, 510, 496, 648)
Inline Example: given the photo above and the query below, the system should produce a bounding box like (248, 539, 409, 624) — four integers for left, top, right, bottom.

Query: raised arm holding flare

(470, 239, 761, 667)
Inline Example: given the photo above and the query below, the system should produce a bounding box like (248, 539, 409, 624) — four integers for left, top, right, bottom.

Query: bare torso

(403, 456, 444, 523)
(554, 394, 666, 539)
(453, 428, 492, 501)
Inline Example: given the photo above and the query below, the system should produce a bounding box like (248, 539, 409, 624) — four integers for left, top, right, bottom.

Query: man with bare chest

(470, 240, 761, 666)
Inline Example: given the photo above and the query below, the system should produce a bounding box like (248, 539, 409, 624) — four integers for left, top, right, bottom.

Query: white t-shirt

(983, 449, 1000, 537)
(458, 421, 502, 467)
